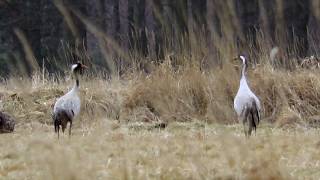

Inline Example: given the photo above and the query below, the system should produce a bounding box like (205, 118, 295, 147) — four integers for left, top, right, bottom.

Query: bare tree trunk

(283, 0, 310, 58)
(206, 0, 216, 66)
(187, 0, 194, 58)
(187, 0, 193, 34)
(41, 0, 64, 70)
(86, 0, 102, 64)
(73, 0, 87, 51)
(119, 0, 129, 51)
(103, 0, 117, 67)
(162, 0, 176, 53)
(104, 0, 117, 44)
(118, 0, 129, 72)
(26, 0, 42, 65)
(162, 0, 172, 36)
(145, 0, 156, 58)
(308, 12, 320, 55)
(152, 0, 165, 59)
(259, 0, 276, 47)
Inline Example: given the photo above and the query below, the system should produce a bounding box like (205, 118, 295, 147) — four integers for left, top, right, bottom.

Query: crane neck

(241, 62, 246, 80)
(70, 79, 79, 94)
(72, 73, 80, 91)
(76, 79, 79, 87)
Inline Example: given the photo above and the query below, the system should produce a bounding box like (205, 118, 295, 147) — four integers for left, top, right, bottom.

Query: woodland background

(0, 0, 317, 76)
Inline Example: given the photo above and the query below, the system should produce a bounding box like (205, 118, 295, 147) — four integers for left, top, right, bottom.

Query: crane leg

(57, 126, 60, 139)
(248, 124, 253, 136)
(69, 121, 72, 137)
(241, 107, 250, 137)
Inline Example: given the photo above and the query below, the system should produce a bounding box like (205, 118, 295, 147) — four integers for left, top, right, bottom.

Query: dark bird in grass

(52, 62, 87, 138)
(0, 111, 15, 133)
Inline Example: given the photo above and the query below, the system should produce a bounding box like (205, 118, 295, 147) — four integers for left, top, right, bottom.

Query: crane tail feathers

(249, 100, 260, 135)
(52, 109, 73, 138)
(242, 100, 260, 137)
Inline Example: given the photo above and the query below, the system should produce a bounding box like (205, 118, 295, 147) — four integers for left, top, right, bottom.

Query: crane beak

(231, 56, 241, 68)
(233, 64, 240, 68)
(231, 57, 240, 65)
(80, 64, 88, 69)
(232, 57, 239, 61)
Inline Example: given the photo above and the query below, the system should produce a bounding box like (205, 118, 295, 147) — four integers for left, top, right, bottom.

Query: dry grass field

(0, 59, 320, 179)
(2, 121, 320, 179)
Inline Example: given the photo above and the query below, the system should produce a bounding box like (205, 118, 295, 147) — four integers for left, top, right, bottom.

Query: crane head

(239, 55, 246, 64)
(71, 62, 88, 74)
(233, 55, 247, 66)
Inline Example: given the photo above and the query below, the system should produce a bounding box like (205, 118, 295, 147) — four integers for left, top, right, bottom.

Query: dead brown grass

(1, 58, 320, 128)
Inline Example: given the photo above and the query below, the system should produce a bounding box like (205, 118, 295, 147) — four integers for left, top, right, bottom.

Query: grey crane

(52, 62, 87, 138)
(234, 55, 261, 137)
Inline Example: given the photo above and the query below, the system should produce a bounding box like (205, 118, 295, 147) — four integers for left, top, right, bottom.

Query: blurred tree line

(0, 0, 317, 76)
